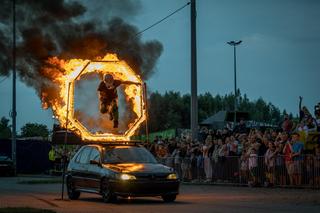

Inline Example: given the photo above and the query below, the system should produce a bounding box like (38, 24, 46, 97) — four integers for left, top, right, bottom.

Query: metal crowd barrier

(157, 155, 320, 188)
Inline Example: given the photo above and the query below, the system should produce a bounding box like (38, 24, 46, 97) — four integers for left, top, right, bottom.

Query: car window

(88, 148, 100, 162)
(103, 146, 157, 164)
(79, 147, 92, 164)
(74, 148, 84, 163)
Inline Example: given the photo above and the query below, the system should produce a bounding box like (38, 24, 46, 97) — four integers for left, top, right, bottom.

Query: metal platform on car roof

(51, 129, 142, 145)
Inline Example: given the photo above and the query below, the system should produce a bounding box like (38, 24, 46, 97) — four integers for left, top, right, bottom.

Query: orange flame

(46, 54, 146, 142)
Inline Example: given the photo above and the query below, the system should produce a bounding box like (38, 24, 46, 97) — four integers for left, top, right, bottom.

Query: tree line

(148, 91, 291, 132)
(0, 117, 49, 139)
(0, 91, 291, 138)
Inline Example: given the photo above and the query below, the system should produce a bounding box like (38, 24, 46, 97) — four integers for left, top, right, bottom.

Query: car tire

(67, 177, 80, 200)
(101, 178, 117, 203)
(162, 194, 176, 202)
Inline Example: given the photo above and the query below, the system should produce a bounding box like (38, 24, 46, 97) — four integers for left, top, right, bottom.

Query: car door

(75, 147, 92, 189)
(70, 147, 85, 188)
(86, 147, 103, 190)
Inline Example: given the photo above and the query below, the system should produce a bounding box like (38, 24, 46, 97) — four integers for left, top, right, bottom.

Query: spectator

(314, 103, 320, 131)
(239, 149, 249, 184)
(306, 116, 317, 132)
(216, 139, 225, 181)
(156, 143, 168, 165)
(229, 136, 238, 156)
(190, 148, 198, 180)
(48, 145, 56, 173)
(283, 137, 294, 185)
(299, 96, 311, 122)
(211, 139, 219, 181)
(198, 127, 209, 143)
(203, 135, 213, 182)
(314, 145, 320, 187)
(291, 132, 304, 186)
(248, 148, 258, 187)
(264, 142, 277, 186)
(274, 142, 286, 185)
(282, 114, 294, 133)
(181, 143, 192, 181)
(234, 118, 247, 134)
(305, 154, 314, 186)
(172, 143, 182, 179)
(196, 148, 204, 181)
(156, 144, 168, 158)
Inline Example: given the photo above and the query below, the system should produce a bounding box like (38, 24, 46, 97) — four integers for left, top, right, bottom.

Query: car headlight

(166, 173, 177, 180)
(119, 173, 136, 180)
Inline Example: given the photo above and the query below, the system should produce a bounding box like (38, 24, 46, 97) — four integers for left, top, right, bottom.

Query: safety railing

(157, 155, 320, 188)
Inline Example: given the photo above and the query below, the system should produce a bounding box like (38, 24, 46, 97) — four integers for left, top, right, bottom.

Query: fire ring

(53, 54, 146, 142)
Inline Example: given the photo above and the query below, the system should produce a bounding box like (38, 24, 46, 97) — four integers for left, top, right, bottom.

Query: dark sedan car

(0, 154, 14, 176)
(66, 144, 179, 202)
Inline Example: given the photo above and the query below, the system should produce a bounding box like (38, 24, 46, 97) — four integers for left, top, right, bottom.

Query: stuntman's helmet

(103, 74, 114, 86)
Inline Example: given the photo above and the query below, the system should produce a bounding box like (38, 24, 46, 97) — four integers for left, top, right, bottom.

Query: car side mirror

(90, 160, 101, 167)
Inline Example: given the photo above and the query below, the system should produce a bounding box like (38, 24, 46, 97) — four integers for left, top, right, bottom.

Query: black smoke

(0, 0, 163, 102)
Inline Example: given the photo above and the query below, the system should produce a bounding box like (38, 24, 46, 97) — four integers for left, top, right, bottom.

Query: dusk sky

(0, 0, 319, 131)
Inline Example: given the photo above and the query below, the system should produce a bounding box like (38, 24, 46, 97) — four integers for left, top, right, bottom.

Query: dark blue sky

(0, 0, 319, 131)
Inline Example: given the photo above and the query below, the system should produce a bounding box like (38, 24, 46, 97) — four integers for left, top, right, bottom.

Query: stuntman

(97, 74, 139, 128)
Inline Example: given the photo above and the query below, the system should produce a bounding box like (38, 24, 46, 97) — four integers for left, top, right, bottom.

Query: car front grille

(134, 174, 168, 181)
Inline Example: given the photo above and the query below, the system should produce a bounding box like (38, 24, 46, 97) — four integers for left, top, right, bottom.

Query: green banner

(132, 129, 176, 142)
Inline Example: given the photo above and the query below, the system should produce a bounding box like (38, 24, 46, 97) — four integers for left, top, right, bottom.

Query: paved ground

(0, 176, 320, 213)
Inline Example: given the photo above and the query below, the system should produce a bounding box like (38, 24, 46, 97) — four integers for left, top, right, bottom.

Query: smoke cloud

(0, 0, 163, 99)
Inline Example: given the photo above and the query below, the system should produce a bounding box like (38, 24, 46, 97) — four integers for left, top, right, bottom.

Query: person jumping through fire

(98, 73, 140, 128)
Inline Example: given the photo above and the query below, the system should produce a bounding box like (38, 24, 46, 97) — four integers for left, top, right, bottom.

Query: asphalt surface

(0, 176, 320, 213)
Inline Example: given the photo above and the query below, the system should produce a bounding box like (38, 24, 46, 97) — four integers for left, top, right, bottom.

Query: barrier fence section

(157, 155, 320, 188)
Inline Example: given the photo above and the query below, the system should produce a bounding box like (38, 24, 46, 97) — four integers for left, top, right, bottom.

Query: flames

(43, 54, 146, 142)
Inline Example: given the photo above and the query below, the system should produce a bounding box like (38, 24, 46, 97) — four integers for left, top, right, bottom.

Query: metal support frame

(61, 82, 71, 200)
(143, 83, 149, 143)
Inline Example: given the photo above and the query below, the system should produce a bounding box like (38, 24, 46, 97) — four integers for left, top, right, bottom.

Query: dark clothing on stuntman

(97, 80, 121, 104)
(97, 80, 122, 128)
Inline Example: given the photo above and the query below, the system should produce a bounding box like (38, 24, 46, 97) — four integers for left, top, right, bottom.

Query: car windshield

(103, 146, 157, 164)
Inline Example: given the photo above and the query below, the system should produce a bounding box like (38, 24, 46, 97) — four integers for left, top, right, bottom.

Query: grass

(17, 179, 62, 184)
(0, 207, 56, 213)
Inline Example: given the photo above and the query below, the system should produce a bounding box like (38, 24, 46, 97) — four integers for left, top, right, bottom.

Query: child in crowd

(239, 149, 249, 184)
(248, 148, 258, 187)
(264, 142, 277, 186)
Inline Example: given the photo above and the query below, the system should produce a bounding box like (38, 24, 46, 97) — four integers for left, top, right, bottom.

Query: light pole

(227, 40, 242, 127)
(11, 0, 17, 176)
(190, 0, 198, 140)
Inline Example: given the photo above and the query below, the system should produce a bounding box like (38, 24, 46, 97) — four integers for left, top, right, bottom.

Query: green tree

(0, 117, 12, 139)
(146, 91, 284, 132)
(20, 123, 49, 138)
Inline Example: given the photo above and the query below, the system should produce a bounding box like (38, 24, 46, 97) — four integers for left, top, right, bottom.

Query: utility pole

(190, 0, 198, 141)
(11, 0, 17, 176)
(227, 40, 242, 127)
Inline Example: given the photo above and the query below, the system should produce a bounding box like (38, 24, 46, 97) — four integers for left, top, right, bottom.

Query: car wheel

(101, 179, 117, 203)
(67, 177, 80, 200)
(162, 194, 176, 202)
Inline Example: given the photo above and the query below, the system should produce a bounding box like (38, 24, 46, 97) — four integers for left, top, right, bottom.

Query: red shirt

(283, 143, 293, 162)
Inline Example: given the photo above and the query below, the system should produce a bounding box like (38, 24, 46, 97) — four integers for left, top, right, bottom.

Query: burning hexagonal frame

(58, 54, 146, 142)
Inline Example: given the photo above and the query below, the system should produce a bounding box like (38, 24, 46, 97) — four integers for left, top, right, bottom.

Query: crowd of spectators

(145, 100, 320, 187)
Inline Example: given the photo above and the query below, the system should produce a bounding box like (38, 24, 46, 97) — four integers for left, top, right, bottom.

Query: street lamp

(227, 40, 242, 127)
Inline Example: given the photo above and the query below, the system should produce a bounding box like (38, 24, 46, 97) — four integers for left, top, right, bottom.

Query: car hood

(103, 163, 172, 174)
